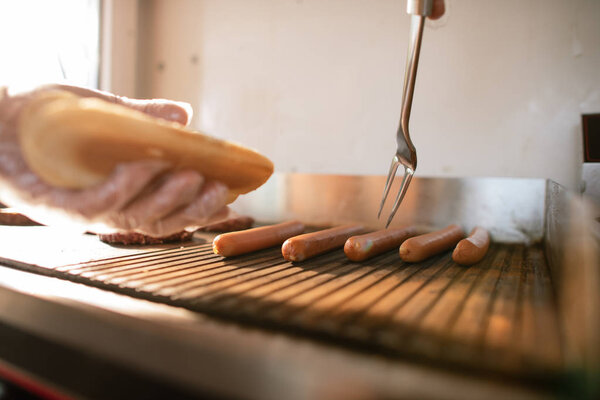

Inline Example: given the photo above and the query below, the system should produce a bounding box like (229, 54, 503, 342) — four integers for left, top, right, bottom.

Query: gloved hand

(431, 0, 445, 20)
(0, 84, 230, 236)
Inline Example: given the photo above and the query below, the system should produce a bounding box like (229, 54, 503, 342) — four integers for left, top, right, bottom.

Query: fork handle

(407, 0, 433, 16)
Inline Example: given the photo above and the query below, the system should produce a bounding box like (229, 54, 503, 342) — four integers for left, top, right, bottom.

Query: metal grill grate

(15, 242, 563, 380)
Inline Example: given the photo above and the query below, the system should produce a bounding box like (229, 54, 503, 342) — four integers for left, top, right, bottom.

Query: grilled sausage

(344, 226, 418, 262)
(399, 224, 464, 262)
(201, 215, 255, 232)
(99, 230, 193, 245)
(0, 208, 41, 226)
(213, 220, 304, 257)
(282, 224, 364, 262)
(452, 226, 490, 265)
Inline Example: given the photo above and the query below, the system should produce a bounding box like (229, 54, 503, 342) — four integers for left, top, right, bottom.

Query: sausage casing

(399, 224, 464, 262)
(201, 215, 254, 232)
(213, 220, 304, 257)
(452, 226, 490, 265)
(282, 224, 364, 262)
(344, 226, 418, 262)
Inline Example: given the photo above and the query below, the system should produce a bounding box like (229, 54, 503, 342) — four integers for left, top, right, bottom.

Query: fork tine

(385, 167, 414, 228)
(377, 156, 400, 219)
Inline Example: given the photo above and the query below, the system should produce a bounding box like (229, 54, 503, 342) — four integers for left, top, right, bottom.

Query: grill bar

(81, 249, 218, 280)
(55, 243, 208, 272)
(113, 251, 278, 289)
(214, 253, 358, 318)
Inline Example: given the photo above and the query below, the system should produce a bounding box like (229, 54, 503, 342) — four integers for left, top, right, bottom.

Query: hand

(0, 84, 230, 236)
(430, 0, 445, 20)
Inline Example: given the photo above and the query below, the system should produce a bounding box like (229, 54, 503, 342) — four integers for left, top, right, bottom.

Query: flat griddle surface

(0, 232, 562, 381)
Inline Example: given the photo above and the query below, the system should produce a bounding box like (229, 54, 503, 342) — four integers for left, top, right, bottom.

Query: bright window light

(0, 0, 100, 92)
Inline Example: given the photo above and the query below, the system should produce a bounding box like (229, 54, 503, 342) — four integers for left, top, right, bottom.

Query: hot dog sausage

(282, 224, 364, 262)
(213, 220, 304, 257)
(344, 226, 418, 262)
(201, 215, 255, 232)
(452, 226, 490, 265)
(399, 224, 464, 262)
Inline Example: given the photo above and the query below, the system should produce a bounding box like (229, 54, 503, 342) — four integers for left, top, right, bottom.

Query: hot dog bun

(18, 90, 274, 203)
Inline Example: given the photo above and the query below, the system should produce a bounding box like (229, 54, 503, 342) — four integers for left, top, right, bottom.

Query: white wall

(100, 0, 138, 97)
(137, 0, 600, 190)
(0, 0, 100, 91)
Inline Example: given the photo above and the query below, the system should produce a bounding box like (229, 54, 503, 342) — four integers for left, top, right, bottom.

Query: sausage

(99, 230, 193, 245)
(399, 224, 464, 262)
(344, 226, 418, 262)
(0, 208, 41, 226)
(201, 215, 255, 232)
(213, 220, 304, 257)
(452, 226, 490, 265)
(282, 224, 364, 262)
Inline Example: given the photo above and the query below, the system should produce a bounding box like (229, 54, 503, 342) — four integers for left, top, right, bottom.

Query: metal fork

(378, 0, 433, 227)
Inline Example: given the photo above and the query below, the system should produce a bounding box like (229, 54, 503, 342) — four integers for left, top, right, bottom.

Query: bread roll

(18, 91, 273, 203)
